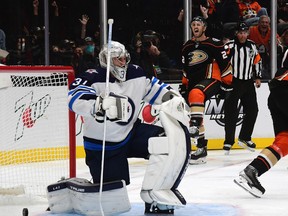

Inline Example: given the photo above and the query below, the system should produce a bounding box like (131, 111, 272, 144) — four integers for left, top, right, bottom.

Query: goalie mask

(99, 41, 131, 81)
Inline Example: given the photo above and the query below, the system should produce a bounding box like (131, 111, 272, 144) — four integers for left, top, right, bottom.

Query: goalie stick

(99, 18, 114, 216)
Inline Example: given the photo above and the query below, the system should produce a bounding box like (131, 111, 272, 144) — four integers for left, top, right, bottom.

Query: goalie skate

(234, 166, 265, 198)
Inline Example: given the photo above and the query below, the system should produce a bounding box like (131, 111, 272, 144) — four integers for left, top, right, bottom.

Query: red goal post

(0, 65, 76, 197)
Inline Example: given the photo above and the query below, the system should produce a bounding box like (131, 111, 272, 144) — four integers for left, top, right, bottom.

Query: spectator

(50, 0, 60, 44)
(130, 30, 172, 79)
(234, 50, 288, 198)
(237, 0, 268, 27)
(32, 0, 60, 45)
(79, 37, 98, 71)
(249, 15, 277, 79)
(78, 14, 100, 64)
(79, 14, 89, 40)
(220, 0, 240, 24)
(199, 0, 224, 40)
(277, 25, 288, 69)
(83, 37, 95, 57)
(0, 28, 8, 64)
(50, 39, 75, 66)
(181, 16, 233, 164)
(277, 0, 288, 24)
(223, 22, 262, 154)
(221, 0, 241, 42)
(164, 8, 185, 69)
(0, 28, 6, 50)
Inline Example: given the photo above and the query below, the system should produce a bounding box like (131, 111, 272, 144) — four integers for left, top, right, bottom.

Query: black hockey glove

(220, 83, 233, 92)
(216, 83, 233, 99)
(178, 84, 187, 98)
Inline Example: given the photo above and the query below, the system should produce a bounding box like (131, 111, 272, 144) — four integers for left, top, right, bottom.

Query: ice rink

(1, 149, 288, 216)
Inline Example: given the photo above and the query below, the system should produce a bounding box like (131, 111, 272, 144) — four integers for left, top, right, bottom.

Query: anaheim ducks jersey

(181, 37, 232, 90)
(68, 65, 174, 147)
(238, 1, 261, 20)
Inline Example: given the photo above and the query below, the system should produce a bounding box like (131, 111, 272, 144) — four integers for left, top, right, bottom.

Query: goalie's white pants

(47, 178, 130, 216)
(140, 97, 191, 210)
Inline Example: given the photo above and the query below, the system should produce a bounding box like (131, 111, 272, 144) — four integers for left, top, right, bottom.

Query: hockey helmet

(236, 22, 249, 32)
(99, 41, 131, 81)
(191, 16, 207, 27)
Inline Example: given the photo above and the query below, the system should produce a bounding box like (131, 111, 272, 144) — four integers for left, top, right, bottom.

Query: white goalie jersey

(68, 64, 177, 146)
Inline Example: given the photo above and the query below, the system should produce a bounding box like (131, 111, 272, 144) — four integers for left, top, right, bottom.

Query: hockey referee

(223, 22, 262, 154)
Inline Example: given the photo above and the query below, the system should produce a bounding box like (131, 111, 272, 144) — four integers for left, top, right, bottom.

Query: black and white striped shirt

(225, 39, 262, 80)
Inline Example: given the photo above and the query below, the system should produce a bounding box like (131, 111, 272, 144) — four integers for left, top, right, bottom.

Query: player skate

(189, 139, 208, 165)
(189, 147, 207, 164)
(238, 139, 256, 152)
(234, 165, 265, 198)
(223, 143, 233, 155)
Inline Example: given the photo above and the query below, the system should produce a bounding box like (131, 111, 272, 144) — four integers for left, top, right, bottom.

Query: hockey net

(0, 66, 76, 198)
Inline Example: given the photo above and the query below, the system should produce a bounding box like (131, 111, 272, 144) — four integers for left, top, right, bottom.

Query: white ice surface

(1, 149, 288, 216)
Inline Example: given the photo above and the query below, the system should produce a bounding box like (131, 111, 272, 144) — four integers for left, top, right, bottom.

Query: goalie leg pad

(46, 180, 73, 214)
(141, 99, 190, 208)
(47, 178, 131, 215)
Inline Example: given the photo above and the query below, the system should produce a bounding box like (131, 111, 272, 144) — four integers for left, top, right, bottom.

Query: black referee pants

(224, 78, 259, 144)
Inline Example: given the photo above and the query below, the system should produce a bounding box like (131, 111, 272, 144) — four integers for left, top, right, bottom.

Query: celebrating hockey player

(234, 50, 288, 198)
(181, 16, 233, 164)
(65, 41, 191, 215)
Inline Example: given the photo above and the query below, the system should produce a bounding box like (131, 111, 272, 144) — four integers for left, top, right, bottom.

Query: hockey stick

(0, 185, 25, 195)
(99, 18, 114, 216)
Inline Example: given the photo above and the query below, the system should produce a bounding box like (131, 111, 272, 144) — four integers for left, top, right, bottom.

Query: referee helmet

(236, 22, 249, 32)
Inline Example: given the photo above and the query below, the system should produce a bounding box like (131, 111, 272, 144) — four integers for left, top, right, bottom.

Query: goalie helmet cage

(0, 65, 76, 197)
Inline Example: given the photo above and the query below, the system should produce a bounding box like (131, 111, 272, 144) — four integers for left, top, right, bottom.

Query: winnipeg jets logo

(85, 69, 98, 74)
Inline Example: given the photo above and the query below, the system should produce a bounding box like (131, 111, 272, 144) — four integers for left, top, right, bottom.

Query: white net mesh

(0, 66, 75, 197)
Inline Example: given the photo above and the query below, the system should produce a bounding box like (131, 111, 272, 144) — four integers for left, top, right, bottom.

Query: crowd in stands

(1, 0, 288, 80)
